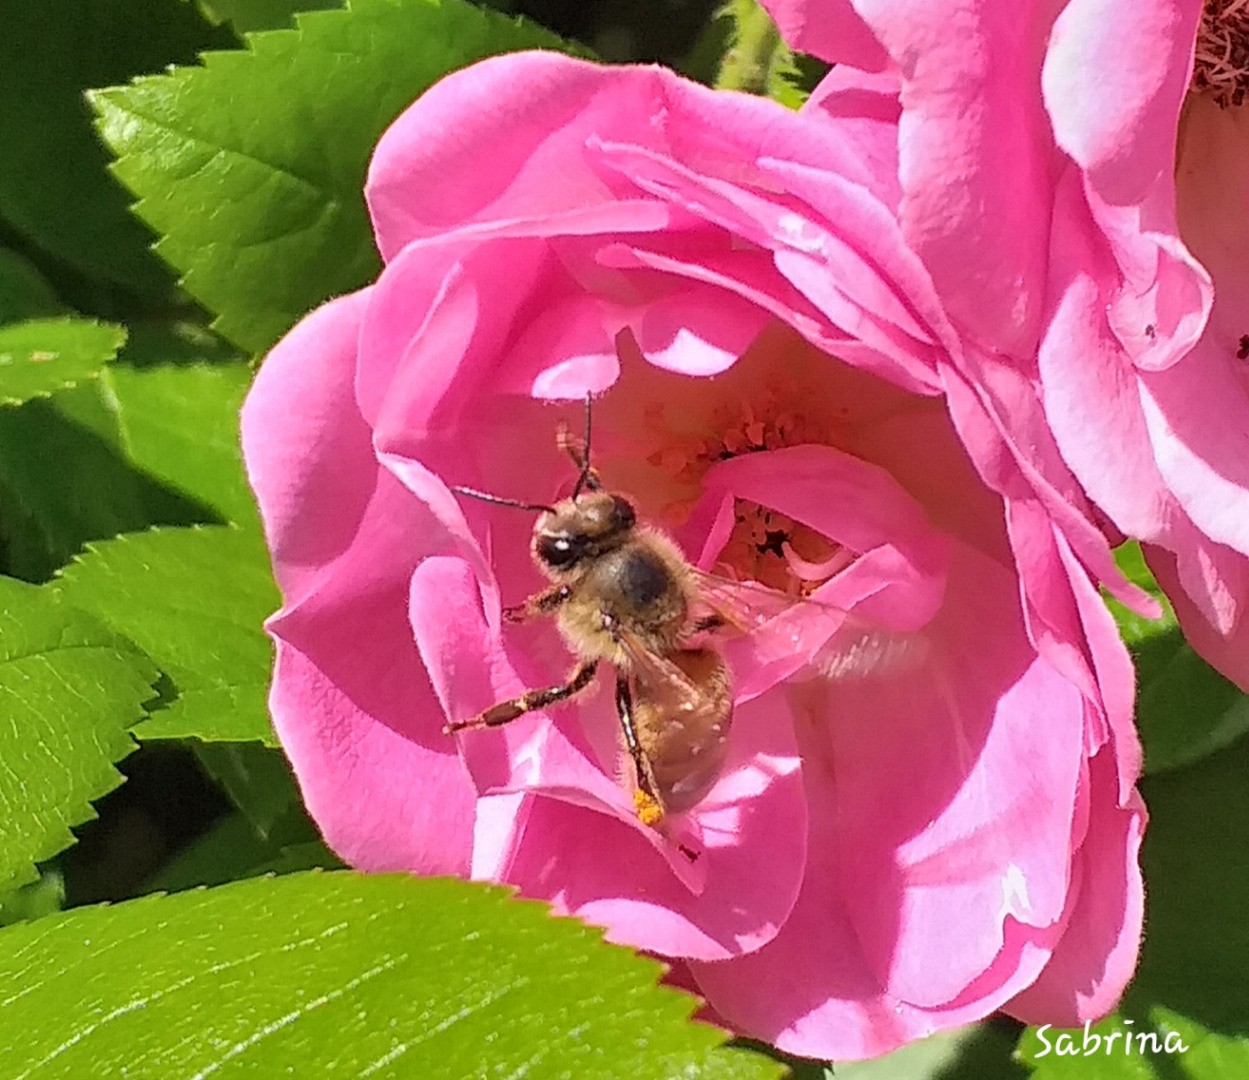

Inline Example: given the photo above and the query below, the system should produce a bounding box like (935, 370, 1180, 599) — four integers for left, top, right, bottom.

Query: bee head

(533, 492, 636, 573)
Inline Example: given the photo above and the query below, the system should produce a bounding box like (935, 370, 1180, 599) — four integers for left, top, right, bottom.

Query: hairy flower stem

(714, 0, 785, 95)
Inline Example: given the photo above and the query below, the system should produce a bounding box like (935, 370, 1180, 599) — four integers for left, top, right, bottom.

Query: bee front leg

(556, 420, 602, 491)
(444, 660, 598, 733)
(502, 584, 571, 624)
(614, 675, 666, 828)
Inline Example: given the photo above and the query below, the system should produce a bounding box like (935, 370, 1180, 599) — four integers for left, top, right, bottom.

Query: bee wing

(613, 627, 733, 816)
(690, 570, 845, 632)
(613, 626, 706, 711)
(689, 569, 926, 693)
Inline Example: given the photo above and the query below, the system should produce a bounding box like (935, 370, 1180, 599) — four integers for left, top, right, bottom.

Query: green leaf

(0, 870, 65, 928)
(0, 249, 65, 324)
(0, 318, 125, 406)
(109, 358, 259, 526)
(192, 741, 310, 841)
(0, 872, 783, 1080)
(0, 380, 217, 581)
(92, 0, 585, 354)
(143, 812, 279, 893)
(1106, 543, 1249, 775)
(1020, 735, 1249, 1078)
(0, 0, 236, 299)
(142, 813, 339, 894)
(198, 0, 345, 33)
(830, 1021, 1028, 1079)
(0, 576, 157, 892)
(115, 319, 241, 368)
(55, 526, 279, 746)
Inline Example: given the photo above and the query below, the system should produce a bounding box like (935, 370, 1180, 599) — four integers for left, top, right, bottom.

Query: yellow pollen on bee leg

(1193, 0, 1249, 107)
(634, 788, 665, 828)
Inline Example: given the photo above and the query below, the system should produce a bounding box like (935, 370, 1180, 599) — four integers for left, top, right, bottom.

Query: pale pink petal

(684, 443, 950, 700)
(243, 289, 479, 875)
(850, 0, 1063, 354)
(408, 554, 629, 824)
(1177, 96, 1249, 381)
(1140, 337, 1249, 561)
(267, 632, 474, 877)
(265, 469, 478, 877)
(355, 236, 550, 431)
(601, 241, 865, 372)
(1169, 101, 1249, 503)
(1006, 751, 1147, 1025)
(1149, 545, 1249, 691)
(828, 543, 1086, 1008)
(369, 53, 890, 258)
(637, 280, 769, 376)
(499, 686, 807, 961)
(590, 138, 941, 351)
(1046, 3, 1208, 374)
(712, 445, 946, 598)
(802, 66, 904, 213)
(938, 361, 1158, 628)
(1055, 531, 1142, 801)
(1038, 169, 1174, 540)
(241, 290, 375, 602)
(1043, 0, 1198, 206)
(691, 665, 1078, 1060)
(758, 0, 891, 70)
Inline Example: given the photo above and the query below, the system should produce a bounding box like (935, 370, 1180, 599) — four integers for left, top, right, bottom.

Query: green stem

(714, 0, 783, 95)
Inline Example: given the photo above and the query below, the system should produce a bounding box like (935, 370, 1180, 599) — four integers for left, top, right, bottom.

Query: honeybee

(445, 398, 858, 831)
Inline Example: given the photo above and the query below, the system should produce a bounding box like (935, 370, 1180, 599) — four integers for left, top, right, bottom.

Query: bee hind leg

(614, 675, 665, 828)
(444, 660, 598, 733)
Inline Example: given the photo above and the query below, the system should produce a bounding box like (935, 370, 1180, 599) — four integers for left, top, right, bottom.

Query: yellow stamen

(643, 376, 847, 594)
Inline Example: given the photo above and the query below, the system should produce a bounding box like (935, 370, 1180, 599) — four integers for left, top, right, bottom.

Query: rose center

(1192, 0, 1249, 107)
(639, 374, 848, 595)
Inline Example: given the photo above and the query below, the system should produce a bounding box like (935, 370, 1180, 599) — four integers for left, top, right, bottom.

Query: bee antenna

(571, 391, 600, 499)
(450, 486, 554, 514)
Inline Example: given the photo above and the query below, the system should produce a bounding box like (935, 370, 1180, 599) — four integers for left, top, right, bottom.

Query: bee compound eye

(537, 533, 583, 569)
(610, 496, 636, 530)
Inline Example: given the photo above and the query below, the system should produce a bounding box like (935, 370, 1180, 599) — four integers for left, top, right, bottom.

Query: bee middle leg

(444, 660, 598, 733)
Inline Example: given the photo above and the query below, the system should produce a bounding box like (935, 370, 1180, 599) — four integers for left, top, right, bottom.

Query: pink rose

(762, 0, 1249, 689)
(242, 53, 1145, 1060)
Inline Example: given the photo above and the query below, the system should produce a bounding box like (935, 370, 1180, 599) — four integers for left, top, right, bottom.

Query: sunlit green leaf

(197, 0, 343, 33)
(0, 872, 783, 1079)
(93, 0, 583, 352)
(0, 577, 157, 892)
(0, 318, 124, 406)
(109, 358, 258, 527)
(55, 527, 279, 746)
(0, 380, 214, 581)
